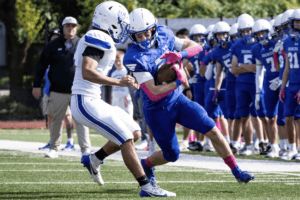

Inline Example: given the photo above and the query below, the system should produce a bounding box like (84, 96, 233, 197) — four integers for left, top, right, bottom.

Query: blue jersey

(188, 46, 207, 82)
(123, 26, 182, 110)
(232, 39, 256, 83)
(283, 36, 300, 84)
(278, 49, 286, 80)
(212, 42, 235, 83)
(252, 40, 279, 80)
(203, 50, 226, 90)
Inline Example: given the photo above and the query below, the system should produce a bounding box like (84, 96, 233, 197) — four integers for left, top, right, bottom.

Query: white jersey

(72, 30, 116, 98)
(111, 67, 130, 99)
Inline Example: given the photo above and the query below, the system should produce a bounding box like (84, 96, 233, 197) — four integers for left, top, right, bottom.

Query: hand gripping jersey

(231, 39, 256, 83)
(252, 40, 279, 80)
(283, 36, 300, 84)
(123, 26, 183, 110)
(72, 30, 116, 98)
(111, 67, 130, 99)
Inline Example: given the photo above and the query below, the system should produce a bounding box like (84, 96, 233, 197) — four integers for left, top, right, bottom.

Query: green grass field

(0, 129, 300, 199)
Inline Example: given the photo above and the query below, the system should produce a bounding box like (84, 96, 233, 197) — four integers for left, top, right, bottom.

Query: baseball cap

(62, 17, 78, 26)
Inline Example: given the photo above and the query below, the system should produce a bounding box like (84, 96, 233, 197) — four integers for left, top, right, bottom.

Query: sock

(67, 138, 74, 145)
(264, 139, 269, 144)
(189, 136, 193, 143)
(183, 140, 189, 146)
(206, 138, 212, 146)
(246, 145, 252, 150)
(224, 135, 230, 143)
(145, 157, 155, 168)
(149, 140, 156, 146)
(215, 120, 221, 132)
(66, 123, 74, 136)
(223, 155, 237, 170)
(284, 139, 289, 148)
(91, 154, 102, 166)
(259, 139, 264, 144)
(290, 143, 297, 151)
(232, 141, 238, 148)
(197, 140, 204, 146)
(280, 140, 286, 149)
(137, 175, 150, 187)
(95, 148, 108, 161)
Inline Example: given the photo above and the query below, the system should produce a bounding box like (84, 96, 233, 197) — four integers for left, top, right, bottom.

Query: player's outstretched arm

(82, 56, 135, 87)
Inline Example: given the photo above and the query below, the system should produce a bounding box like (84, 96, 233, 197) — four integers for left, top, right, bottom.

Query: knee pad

(163, 147, 180, 162)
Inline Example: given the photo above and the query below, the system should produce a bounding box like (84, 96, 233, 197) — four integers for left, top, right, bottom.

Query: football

(156, 62, 180, 85)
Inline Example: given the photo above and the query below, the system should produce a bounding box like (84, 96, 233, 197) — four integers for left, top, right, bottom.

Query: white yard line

(0, 140, 299, 172)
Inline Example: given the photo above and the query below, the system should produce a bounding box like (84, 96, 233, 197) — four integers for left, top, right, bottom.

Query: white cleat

(279, 148, 287, 157)
(179, 141, 189, 151)
(140, 183, 176, 197)
(265, 147, 280, 158)
(203, 144, 215, 152)
(279, 150, 298, 160)
(44, 149, 58, 158)
(135, 139, 148, 150)
(239, 146, 253, 156)
(81, 154, 104, 185)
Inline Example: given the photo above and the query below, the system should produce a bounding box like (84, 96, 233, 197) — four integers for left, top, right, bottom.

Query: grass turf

(0, 150, 300, 199)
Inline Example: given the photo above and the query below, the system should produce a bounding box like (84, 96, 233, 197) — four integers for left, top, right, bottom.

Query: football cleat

(232, 166, 255, 184)
(239, 146, 254, 156)
(81, 154, 104, 185)
(135, 139, 148, 150)
(39, 143, 50, 150)
(260, 143, 270, 155)
(179, 141, 189, 151)
(279, 150, 298, 160)
(140, 183, 176, 197)
(203, 144, 215, 152)
(61, 142, 75, 151)
(188, 142, 203, 151)
(44, 149, 58, 158)
(265, 146, 280, 158)
(230, 143, 238, 154)
(279, 148, 288, 157)
(141, 159, 157, 186)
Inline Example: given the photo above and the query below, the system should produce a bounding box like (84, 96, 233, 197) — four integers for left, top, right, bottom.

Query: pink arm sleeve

(281, 50, 286, 59)
(140, 83, 175, 102)
(185, 45, 203, 58)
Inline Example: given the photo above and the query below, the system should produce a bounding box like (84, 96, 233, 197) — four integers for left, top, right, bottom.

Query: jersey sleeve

(203, 52, 213, 66)
(82, 47, 104, 62)
(84, 30, 114, 51)
(174, 37, 185, 51)
(123, 54, 154, 85)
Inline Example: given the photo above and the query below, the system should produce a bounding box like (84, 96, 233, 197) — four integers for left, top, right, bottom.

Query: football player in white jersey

(70, 1, 174, 197)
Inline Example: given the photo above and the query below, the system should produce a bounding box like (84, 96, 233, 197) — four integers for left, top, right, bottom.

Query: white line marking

(1, 180, 299, 185)
(285, 183, 300, 185)
(0, 170, 86, 172)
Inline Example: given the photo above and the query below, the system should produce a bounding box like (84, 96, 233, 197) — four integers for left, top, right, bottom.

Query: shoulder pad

(84, 30, 114, 51)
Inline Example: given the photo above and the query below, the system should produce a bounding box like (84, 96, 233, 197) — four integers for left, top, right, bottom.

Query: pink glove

(161, 52, 182, 64)
(279, 89, 285, 103)
(294, 91, 300, 104)
(172, 64, 186, 83)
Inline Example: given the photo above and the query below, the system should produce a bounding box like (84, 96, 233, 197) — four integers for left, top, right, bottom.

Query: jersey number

(266, 57, 276, 72)
(288, 52, 299, 69)
(243, 54, 252, 64)
(194, 60, 200, 74)
(223, 58, 231, 72)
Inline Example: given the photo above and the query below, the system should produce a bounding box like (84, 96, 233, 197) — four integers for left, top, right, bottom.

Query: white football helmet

(189, 24, 206, 44)
(269, 19, 275, 27)
(92, 1, 130, 44)
(237, 16, 254, 42)
(237, 13, 253, 24)
(128, 8, 157, 50)
(213, 21, 230, 46)
(252, 19, 271, 44)
(290, 9, 300, 32)
(204, 24, 215, 37)
(281, 9, 295, 34)
(229, 23, 239, 42)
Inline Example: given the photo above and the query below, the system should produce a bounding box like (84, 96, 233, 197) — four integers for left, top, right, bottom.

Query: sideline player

(70, 1, 175, 197)
(252, 19, 281, 158)
(124, 8, 255, 194)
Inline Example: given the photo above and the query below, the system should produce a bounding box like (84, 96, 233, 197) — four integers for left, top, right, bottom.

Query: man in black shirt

(32, 17, 91, 158)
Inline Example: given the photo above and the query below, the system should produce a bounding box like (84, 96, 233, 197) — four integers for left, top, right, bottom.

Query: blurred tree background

(0, 0, 299, 107)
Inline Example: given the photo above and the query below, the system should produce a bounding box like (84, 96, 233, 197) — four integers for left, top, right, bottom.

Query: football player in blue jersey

(279, 9, 300, 160)
(273, 13, 290, 156)
(211, 21, 237, 146)
(231, 16, 267, 156)
(123, 8, 255, 192)
(252, 19, 281, 158)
